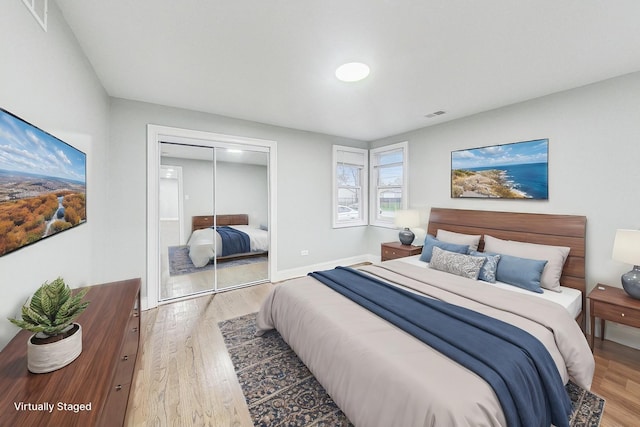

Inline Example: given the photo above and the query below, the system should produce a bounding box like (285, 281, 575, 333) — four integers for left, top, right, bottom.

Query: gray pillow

(483, 235, 569, 292)
(429, 247, 486, 280)
(436, 229, 481, 251)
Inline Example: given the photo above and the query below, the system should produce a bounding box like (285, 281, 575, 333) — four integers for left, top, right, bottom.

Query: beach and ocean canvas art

(451, 139, 548, 199)
(0, 108, 87, 257)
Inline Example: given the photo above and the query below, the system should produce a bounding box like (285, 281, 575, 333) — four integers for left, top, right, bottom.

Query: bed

(186, 214, 268, 267)
(256, 208, 594, 427)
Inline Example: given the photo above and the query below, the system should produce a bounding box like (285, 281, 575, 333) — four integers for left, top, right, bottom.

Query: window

(370, 142, 408, 227)
(332, 146, 368, 227)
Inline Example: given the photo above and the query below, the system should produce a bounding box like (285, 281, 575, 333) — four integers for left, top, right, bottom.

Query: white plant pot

(27, 323, 83, 374)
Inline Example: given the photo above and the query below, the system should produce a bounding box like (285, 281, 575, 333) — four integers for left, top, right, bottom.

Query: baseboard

(594, 323, 640, 350)
(271, 254, 379, 283)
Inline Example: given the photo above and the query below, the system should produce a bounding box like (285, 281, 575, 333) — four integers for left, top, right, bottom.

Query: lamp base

(621, 265, 640, 299)
(398, 228, 415, 246)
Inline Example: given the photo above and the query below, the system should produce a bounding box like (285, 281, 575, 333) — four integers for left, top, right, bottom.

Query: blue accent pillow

(486, 251, 547, 293)
(469, 250, 501, 283)
(420, 235, 470, 263)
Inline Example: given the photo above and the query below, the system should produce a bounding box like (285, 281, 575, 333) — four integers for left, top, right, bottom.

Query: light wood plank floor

(591, 338, 640, 427)
(126, 283, 640, 427)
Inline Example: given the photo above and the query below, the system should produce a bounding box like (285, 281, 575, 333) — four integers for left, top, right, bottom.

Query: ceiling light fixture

(335, 62, 370, 82)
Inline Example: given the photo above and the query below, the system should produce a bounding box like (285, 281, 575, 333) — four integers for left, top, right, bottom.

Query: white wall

(0, 2, 110, 348)
(216, 161, 268, 227)
(370, 72, 640, 348)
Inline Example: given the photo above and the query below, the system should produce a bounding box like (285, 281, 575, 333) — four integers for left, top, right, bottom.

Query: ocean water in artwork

(466, 162, 548, 199)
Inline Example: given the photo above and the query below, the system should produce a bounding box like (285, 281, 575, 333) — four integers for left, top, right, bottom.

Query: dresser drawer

(122, 316, 140, 353)
(113, 352, 137, 387)
(592, 301, 640, 328)
(101, 382, 133, 427)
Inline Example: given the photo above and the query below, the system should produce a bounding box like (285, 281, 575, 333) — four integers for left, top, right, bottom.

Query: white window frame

(332, 145, 368, 228)
(369, 141, 408, 228)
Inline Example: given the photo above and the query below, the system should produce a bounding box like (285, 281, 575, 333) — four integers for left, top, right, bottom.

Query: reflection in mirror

(160, 143, 214, 300)
(159, 142, 269, 301)
(214, 147, 269, 290)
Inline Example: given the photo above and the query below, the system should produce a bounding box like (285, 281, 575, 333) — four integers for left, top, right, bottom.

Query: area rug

(219, 313, 605, 427)
(168, 245, 267, 276)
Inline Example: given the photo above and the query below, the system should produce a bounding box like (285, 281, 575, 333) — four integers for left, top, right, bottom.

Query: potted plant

(8, 277, 90, 373)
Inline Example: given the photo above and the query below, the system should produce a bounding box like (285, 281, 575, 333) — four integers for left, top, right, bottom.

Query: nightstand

(588, 283, 640, 350)
(381, 242, 422, 262)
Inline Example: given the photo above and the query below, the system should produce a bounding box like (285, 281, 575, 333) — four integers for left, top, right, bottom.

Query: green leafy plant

(8, 277, 90, 337)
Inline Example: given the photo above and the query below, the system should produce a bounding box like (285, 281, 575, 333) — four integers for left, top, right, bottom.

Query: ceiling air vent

(425, 111, 446, 119)
(23, 0, 48, 32)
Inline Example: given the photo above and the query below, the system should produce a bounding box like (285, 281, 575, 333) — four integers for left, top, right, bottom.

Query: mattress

(398, 254, 583, 319)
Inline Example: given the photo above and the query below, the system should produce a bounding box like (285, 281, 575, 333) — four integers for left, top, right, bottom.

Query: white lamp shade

(612, 229, 640, 265)
(394, 209, 420, 228)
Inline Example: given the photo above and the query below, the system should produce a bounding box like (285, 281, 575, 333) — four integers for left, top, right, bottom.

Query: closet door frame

(146, 124, 277, 310)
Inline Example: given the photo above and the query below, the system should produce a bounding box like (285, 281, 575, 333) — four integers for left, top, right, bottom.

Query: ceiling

(56, 0, 640, 141)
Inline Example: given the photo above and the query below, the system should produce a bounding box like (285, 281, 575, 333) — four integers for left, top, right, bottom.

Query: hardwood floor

(591, 338, 640, 427)
(126, 282, 275, 427)
(126, 283, 640, 427)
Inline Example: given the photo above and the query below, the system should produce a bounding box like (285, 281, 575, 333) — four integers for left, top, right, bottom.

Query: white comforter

(257, 260, 594, 427)
(186, 225, 268, 267)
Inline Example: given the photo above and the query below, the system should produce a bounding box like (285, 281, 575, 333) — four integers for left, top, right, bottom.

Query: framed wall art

(0, 108, 86, 257)
(451, 139, 548, 199)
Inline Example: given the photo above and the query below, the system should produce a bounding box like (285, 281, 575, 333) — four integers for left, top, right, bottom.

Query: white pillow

(436, 229, 481, 251)
(483, 235, 570, 292)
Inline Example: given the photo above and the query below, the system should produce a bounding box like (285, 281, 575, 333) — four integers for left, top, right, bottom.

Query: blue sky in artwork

(0, 110, 86, 183)
(451, 139, 548, 170)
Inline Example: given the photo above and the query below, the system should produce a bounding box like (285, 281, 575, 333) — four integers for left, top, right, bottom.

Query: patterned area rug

(168, 245, 266, 276)
(220, 313, 605, 427)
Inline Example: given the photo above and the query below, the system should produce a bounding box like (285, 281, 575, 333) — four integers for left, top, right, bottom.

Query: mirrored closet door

(214, 146, 269, 291)
(159, 143, 215, 300)
(158, 141, 270, 302)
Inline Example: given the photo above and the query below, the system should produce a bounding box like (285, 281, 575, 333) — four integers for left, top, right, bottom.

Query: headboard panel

(428, 208, 587, 326)
(191, 214, 249, 232)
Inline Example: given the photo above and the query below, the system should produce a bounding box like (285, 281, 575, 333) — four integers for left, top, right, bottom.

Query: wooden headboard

(427, 208, 587, 326)
(191, 214, 249, 232)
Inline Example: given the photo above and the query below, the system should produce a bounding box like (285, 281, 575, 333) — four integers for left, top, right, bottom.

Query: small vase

(621, 265, 640, 299)
(399, 228, 415, 245)
(27, 323, 83, 373)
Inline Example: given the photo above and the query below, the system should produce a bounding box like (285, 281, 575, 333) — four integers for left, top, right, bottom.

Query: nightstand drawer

(381, 242, 422, 262)
(592, 301, 640, 328)
(382, 248, 406, 261)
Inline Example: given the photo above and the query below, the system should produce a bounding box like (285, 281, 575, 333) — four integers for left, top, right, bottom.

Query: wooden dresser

(0, 278, 141, 427)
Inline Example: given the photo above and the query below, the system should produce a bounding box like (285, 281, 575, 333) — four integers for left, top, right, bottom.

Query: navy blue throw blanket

(309, 266, 571, 427)
(214, 226, 250, 257)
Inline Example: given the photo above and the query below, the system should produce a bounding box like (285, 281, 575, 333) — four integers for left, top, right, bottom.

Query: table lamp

(612, 229, 640, 299)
